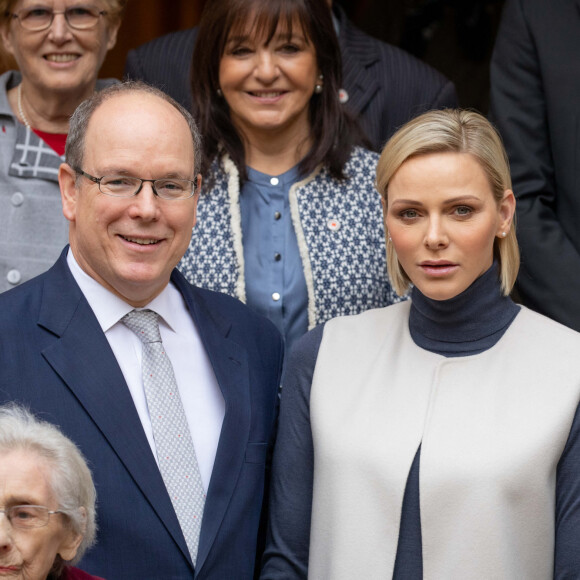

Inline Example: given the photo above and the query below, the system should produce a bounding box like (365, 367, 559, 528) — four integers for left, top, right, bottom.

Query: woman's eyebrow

(389, 199, 424, 207)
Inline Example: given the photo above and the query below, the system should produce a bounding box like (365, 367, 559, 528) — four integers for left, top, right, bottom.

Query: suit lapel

(336, 6, 381, 116)
(173, 272, 251, 577)
(38, 254, 192, 567)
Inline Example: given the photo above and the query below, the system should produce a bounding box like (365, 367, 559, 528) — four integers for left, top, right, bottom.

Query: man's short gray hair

(65, 80, 202, 178)
(0, 405, 97, 566)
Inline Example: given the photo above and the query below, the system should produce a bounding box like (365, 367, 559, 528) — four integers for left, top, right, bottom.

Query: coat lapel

(336, 6, 381, 116)
(38, 254, 193, 567)
(173, 272, 251, 577)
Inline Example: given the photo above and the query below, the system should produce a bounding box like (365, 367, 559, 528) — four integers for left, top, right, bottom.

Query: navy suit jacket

(0, 249, 284, 580)
(124, 7, 457, 152)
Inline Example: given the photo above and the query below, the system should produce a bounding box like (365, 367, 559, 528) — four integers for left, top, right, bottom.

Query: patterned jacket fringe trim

(288, 165, 321, 331)
(223, 155, 247, 304)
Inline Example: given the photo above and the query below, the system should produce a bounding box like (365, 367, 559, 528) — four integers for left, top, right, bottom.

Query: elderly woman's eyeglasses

(74, 168, 198, 200)
(0, 505, 63, 529)
(8, 6, 107, 32)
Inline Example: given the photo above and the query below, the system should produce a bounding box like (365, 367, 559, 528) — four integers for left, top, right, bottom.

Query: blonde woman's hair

(376, 108, 519, 296)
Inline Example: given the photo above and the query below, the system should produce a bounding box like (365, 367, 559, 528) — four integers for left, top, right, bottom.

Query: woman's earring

(314, 74, 324, 94)
(501, 231, 507, 238)
(216, 88, 223, 97)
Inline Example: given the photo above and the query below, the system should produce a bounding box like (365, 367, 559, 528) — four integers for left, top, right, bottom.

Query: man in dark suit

(490, 0, 580, 331)
(124, 2, 457, 151)
(0, 82, 283, 579)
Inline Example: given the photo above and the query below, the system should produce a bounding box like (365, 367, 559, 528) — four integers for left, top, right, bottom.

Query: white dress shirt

(67, 250, 225, 492)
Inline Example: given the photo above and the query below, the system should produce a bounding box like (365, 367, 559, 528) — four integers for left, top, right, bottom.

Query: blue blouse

(240, 166, 308, 356)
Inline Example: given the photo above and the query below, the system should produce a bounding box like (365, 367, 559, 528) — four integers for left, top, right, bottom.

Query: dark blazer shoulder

(124, 27, 199, 109)
(0, 249, 79, 327)
(336, 7, 457, 149)
(340, 13, 456, 98)
(127, 27, 198, 62)
(170, 268, 283, 348)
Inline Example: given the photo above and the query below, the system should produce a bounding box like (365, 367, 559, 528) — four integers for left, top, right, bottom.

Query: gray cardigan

(0, 71, 116, 293)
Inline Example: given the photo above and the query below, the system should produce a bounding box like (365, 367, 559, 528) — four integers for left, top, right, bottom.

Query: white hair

(0, 405, 97, 564)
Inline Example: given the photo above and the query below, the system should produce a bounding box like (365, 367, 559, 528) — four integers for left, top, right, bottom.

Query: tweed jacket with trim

(179, 146, 401, 329)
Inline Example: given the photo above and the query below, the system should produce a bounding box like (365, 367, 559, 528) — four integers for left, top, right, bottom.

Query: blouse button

(7, 269, 22, 285)
(11, 192, 24, 206)
(272, 292, 281, 302)
(274, 211, 281, 220)
(270, 177, 279, 186)
(274, 253, 281, 261)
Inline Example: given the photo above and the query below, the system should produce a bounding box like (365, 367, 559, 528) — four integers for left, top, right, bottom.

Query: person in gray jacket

(0, 0, 123, 293)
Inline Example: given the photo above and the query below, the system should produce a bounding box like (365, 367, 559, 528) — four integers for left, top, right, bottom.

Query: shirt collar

(66, 249, 183, 333)
(245, 163, 301, 187)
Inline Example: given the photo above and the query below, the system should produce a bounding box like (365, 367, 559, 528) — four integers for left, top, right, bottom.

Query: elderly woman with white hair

(0, 405, 99, 580)
(262, 109, 580, 579)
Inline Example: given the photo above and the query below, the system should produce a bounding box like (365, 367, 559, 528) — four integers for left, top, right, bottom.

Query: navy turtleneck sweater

(408, 262, 520, 357)
(393, 263, 520, 578)
(262, 263, 580, 579)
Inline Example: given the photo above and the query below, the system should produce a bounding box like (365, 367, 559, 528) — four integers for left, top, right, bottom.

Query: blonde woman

(262, 109, 580, 579)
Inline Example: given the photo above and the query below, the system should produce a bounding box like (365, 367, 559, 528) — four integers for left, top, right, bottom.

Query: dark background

(1, 0, 506, 114)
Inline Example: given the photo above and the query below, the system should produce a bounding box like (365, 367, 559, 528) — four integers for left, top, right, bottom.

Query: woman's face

(1, 0, 119, 97)
(385, 152, 515, 301)
(0, 450, 82, 580)
(218, 18, 318, 143)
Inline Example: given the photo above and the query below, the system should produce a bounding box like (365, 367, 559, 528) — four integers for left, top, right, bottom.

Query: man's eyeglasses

(0, 505, 63, 529)
(74, 168, 198, 201)
(8, 6, 107, 32)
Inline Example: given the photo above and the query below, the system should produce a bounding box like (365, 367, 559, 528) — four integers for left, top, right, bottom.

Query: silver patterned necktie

(122, 309, 205, 564)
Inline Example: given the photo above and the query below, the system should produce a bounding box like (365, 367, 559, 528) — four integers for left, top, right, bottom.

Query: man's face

(59, 92, 199, 306)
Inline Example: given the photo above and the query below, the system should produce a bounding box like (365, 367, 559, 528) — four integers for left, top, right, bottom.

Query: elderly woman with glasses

(0, 405, 99, 580)
(0, 0, 125, 294)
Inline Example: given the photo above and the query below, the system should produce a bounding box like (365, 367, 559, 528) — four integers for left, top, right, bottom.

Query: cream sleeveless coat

(309, 301, 580, 579)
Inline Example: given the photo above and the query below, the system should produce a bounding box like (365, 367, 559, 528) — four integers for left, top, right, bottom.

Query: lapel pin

(327, 219, 341, 231)
(338, 89, 349, 104)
